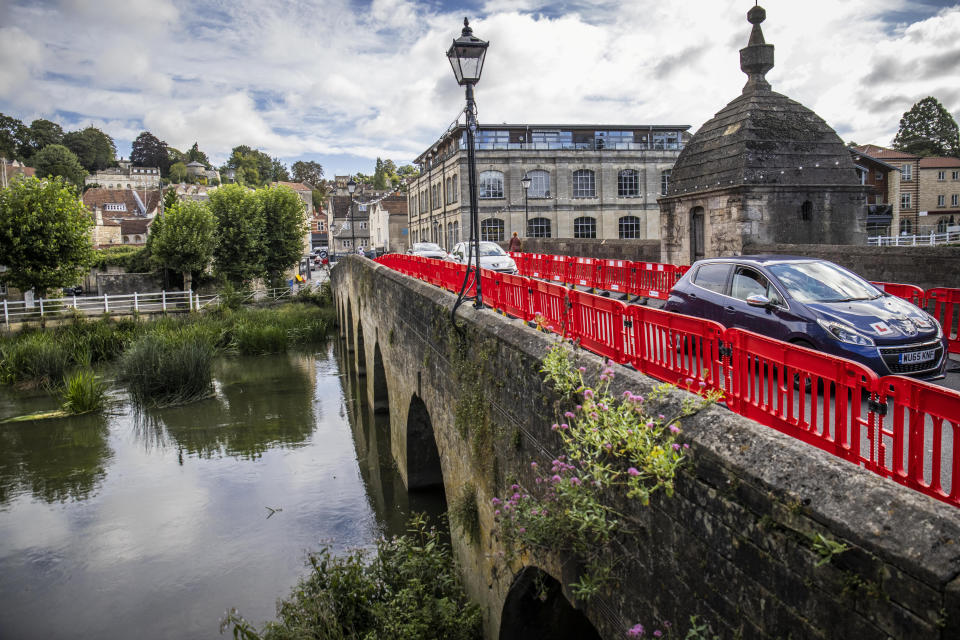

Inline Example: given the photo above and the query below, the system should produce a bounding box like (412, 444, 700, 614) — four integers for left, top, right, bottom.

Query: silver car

(408, 242, 448, 260)
(448, 241, 518, 274)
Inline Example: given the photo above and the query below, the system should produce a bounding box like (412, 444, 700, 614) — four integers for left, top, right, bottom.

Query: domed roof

(666, 6, 859, 197)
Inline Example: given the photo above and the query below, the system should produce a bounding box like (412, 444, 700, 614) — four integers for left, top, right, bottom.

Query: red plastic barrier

(530, 280, 570, 336)
(568, 257, 600, 289)
(871, 281, 925, 306)
(724, 329, 877, 463)
(633, 262, 678, 299)
(567, 289, 628, 363)
(597, 259, 632, 294)
(526, 253, 552, 279)
(925, 287, 960, 354)
(547, 254, 570, 283)
(625, 306, 727, 393)
(875, 376, 960, 505)
(498, 273, 533, 321)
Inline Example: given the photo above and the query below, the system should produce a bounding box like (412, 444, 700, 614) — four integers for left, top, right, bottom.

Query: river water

(0, 341, 445, 639)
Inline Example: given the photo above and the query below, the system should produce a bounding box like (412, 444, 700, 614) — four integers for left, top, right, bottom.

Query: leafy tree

(167, 147, 184, 165)
(168, 161, 188, 183)
(226, 145, 274, 186)
(32, 144, 87, 187)
(291, 160, 324, 186)
(373, 157, 389, 190)
(20, 119, 64, 160)
(892, 96, 960, 157)
(271, 157, 290, 182)
(131, 131, 171, 175)
(149, 200, 215, 292)
(259, 185, 308, 288)
(62, 127, 116, 172)
(0, 176, 94, 296)
(0, 113, 26, 161)
(163, 187, 178, 212)
(185, 142, 210, 168)
(209, 184, 264, 286)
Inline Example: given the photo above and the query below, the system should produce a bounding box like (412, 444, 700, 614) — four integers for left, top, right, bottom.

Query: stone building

(918, 156, 960, 233)
(82, 187, 162, 218)
(369, 195, 408, 254)
(85, 159, 161, 190)
(849, 148, 901, 237)
(850, 145, 920, 235)
(407, 123, 689, 250)
(659, 6, 869, 265)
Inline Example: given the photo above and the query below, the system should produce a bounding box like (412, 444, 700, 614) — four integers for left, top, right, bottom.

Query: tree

(259, 185, 308, 287)
(0, 176, 94, 296)
(62, 127, 116, 172)
(209, 184, 264, 286)
(0, 113, 26, 162)
(131, 131, 171, 175)
(226, 145, 273, 186)
(149, 200, 215, 292)
(163, 187, 178, 212)
(185, 142, 210, 168)
(271, 157, 290, 182)
(291, 160, 324, 186)
(167, 147, 184, 165)
(20, 119, 64, 160)
(32, 144, 87, 187)
(168, 161, 188, 183)
(372, 157, 389, 190)
(892, 96, 960, 158)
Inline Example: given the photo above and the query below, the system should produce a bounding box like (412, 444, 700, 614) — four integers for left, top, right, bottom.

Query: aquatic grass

(118, 331, 214, 406)
(0, 331, 72, 388)
(231, 319, 289, 355)
(61, 369, 108, 414)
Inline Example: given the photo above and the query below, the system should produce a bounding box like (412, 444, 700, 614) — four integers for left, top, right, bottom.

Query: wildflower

(561, 423, 569, 430)
(552, 475, 562, 484)
(600, 374, 608, 382)
(518, 527, 526, 534)
(494, 509, 501, 516)
(604, 443, 613, 450)
(570, 477, 581, 486)
(663, 621, 671, 629)
(627, 623, 644, 637)
(492, 498, 501, 505)
(684, 377, 694, 386)
(535, 477, 542, 484)
(590, 412, 599, 420)
(646, 420, 655, 428)
(683, 443, 690, 449)
(584, 389, 594, 399)
(698, 380, 707, 388)
(551, 423, 559, 431)
(564, 411, 575, 418)
(530, 461, 538, 469)
(511, 484, 520, 491)
(669, 425, 680, 434)
(512, 493, 521, 501)
(672, 443, 681, 450)
(575, 404, 582, 411)
(628, 467, 640, 476)
(578, 366, 586, 373)
(623, 390, 631, 398)
(658, 414, 665, 420)
(654, 631, 662, 638)
(627, 429, 634, 435)
(603, 367, 614, 376)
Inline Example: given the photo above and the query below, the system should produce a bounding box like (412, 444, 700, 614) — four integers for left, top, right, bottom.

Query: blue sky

(1, 0, 959, 177)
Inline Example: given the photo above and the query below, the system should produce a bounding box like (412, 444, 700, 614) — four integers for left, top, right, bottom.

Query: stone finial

(740, 4, 774, 93)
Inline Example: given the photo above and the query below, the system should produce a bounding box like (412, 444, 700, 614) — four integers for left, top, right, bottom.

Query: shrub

(61, 369, 107, 414)
(118, 331, 214, 406)
(221, 516, 483, 640)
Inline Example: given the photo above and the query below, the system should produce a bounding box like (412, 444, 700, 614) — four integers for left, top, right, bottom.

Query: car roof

(694, 255, 825, 267)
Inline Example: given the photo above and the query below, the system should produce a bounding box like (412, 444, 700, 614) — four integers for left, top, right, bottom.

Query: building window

(573, 216, 596, 238)
(452, 221, 460, 244)
(359, 221, 367, 229)
(901, 164, 912, 181)
(479, 171, 504, 199)
(901, 193, 912, 210)
(618, 169, 640, 197)
(661, 169, 672, 195)
(342, 239, 352, 249)
(572, 169, 595, 198)
(953, 171, 959, 180)
(420, 190, 427, 213)
(800, 200, 813, 221)
(899, 218, 913, 234)
(938, 171, 946, 181)
(953, 194, 959, 207)
(528, 217, 551, 238)
(481, 218, 504, 241)
(527, 170, 550, 198)
(938, 195, 946, 207)
(938, 218, 949, 233)
(618, 215, 642, 239)
(453, 175, 458, 202)
(875, 170, 883, 180)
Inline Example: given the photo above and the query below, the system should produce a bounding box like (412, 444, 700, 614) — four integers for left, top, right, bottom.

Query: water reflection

(0, 411, 111, 506)
(134, 353, 318, 460)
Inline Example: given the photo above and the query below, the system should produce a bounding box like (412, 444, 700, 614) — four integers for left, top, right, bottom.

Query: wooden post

(162, 290, 167, 312)
(134, 291, 139, 313)
(104, 293, 109, 313)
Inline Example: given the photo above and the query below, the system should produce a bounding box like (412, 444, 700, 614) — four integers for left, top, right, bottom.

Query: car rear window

(693, 263, 731, 293)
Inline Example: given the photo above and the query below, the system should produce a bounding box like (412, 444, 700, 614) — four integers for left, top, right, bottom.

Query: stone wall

(745, 243, 960, 290)
(333, 255, 960, 640)
(95, 272, 163, 295)
(506, 238, 661, 262)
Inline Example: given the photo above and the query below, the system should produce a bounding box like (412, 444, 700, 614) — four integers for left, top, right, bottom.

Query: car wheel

(789, 339, 818, 392)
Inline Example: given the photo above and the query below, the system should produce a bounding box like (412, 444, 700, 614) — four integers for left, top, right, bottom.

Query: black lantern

(446, 18, 489, 86)
(520, 174, 532, 238)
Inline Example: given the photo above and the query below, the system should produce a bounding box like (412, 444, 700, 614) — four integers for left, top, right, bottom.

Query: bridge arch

(370, 342, 389, 414)
(355, 313, 367, 377)
(405, 393, 443, 490)
(499, 567, 600, 640)
(344, 298, 355, 352)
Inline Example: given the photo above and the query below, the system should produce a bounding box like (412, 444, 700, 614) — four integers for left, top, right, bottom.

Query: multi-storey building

(850, 149, 901, 236)
(918, 157, 960, 233)
(407, 123, 689, 249)
(325, 184, 391, 255)
(85, 159, 161, 190)
(851, 145, 920, 235)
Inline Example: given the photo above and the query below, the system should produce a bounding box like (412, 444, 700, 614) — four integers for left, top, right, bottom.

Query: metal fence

(868, 231, 960, 246)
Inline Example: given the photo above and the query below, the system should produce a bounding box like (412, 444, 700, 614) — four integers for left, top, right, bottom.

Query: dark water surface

(0, 342, 444, 639)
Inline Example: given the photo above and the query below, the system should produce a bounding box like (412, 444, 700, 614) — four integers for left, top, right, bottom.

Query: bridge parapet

(332, 255, 960, 640)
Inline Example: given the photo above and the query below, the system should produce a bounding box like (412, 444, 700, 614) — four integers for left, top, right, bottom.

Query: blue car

(663, 256, 948, 380)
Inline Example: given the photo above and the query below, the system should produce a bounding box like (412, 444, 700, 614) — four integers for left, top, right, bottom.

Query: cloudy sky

(1, 0, 958, 176)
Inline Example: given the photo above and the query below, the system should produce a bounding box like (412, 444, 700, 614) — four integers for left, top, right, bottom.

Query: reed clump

(61, 369, 108, 414)
(117, 330, 215, 407)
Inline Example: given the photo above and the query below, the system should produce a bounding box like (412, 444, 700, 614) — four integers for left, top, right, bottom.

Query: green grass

(117, 331, 215, 407)
(61, 369, 108, 414)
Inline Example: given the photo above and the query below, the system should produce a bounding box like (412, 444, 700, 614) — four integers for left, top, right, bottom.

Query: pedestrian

(508, 231, 522, 252)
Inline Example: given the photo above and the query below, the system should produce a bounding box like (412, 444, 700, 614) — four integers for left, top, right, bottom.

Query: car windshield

(413, 243, 442, 252)
(768, 262, 881, 303)
(477, 242, 506, 257)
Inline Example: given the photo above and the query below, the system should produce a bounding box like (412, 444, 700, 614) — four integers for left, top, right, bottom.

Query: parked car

(408, 242, 448, 260)
(663, 256, 948, 380)
(62, 284, 84, 296)
(448, 241, 518, 274)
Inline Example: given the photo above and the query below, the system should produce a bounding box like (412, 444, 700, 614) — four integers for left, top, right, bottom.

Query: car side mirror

(746, 294, 770, 307)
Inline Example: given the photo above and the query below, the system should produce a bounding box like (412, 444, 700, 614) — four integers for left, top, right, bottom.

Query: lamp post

(520, 174, 531, 238)
(347, 177, 357, 255)
(447, 17, 488, 309)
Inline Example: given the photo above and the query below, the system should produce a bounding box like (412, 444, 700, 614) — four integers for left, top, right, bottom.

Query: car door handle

(689, 293, 698, 300)
(724, 306, 735, 314)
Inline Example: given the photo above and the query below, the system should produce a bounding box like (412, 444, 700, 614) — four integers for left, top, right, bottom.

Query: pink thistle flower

(600, 375, 608, 382)
(570, 477, 581, 486)
(535, 477, 542, 484)
(684, 377, 694, 385)
(494, 509, 501, 516)
(627, 623, 644, 637)
(672, 443, 681, 450)
(561, 423, 569, 430)
(575, 404, 582, 411)
(530, 462, 538, 469)
(518, 527, 526, 534)
(604, 443, 613, 450)
(628, 467, 640, 476)
(491, 498, 501, 505)
(551, 423, 559, 431)
(552, 475, 561, 483)
(564, 411, 575, 418)
(669, 425, 680, 434)
(578, 366, 586, 373)
(584, 389, 594, 399)
(646, 420, 655, 428)
(511, 484, 520, 491)
(654, 631, 662, 638)
(698, 380, 707, 388)
(684, 443, 690, 449)
(623, 390, 632, 398)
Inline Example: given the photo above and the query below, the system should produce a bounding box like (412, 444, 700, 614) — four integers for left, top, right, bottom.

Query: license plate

(899, 349, 935, 364)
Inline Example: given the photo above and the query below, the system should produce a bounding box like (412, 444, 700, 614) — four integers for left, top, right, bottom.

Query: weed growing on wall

(493, 339, 719, 601)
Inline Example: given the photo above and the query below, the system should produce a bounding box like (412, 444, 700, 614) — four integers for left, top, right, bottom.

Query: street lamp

(520, 174, 531, 238)
(347, 177, 357, 255)
(447, 17, 488, 309)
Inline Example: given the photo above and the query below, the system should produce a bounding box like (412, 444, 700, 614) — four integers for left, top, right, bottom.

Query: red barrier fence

(374, 254, 960, 509)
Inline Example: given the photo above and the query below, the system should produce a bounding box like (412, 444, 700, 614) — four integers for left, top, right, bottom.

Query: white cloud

(0, 0, 958, 174)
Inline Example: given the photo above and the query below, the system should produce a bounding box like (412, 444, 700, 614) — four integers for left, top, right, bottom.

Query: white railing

(867, 230, 960, 246)
(1, 281, 326, 327)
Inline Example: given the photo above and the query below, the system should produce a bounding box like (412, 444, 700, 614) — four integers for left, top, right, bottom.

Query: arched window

(660, 169, 672, 195)
(527, 170, 550, 198)
(452, 174, 458, 202)
(900, 218, 913, 235)
(528, 217, 551, 238)
(572, 170, 595, 198)
(618, 215, 642, 239)
(573, 216, 596, 239)
(618, 169, 639, 197)
(800, 200, 813, 221)
(479, 171, 504, 199)
(481, 218, 504, 241)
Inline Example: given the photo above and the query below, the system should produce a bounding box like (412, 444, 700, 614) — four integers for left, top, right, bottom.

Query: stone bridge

(331, 255, 960, 640)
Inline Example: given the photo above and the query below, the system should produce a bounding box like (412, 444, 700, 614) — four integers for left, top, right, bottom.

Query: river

(0, 340, 445, 639)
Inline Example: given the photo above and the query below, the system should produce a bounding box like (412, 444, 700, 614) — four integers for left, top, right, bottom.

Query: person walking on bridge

(508, 231, 522, 253)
